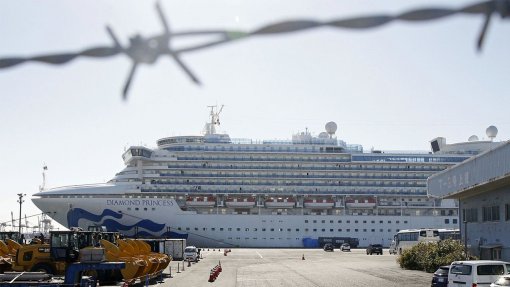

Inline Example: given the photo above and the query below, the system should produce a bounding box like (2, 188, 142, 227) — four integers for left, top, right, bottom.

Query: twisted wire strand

(0, 0, 507, 99)
(1, 1, 505, 68)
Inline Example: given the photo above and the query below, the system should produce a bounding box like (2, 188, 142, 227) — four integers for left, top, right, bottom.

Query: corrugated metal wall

(428, 141, 510, 197)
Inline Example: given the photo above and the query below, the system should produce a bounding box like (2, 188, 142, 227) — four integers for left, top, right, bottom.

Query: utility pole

(17, 193, 26, 235)
(464, 220, 468, 259)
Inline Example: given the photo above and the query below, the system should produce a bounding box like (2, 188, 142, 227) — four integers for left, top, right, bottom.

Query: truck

(141, 238, 186, 261)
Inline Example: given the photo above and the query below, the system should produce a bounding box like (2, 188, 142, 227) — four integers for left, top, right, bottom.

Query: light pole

(17, 193, 26, 236)
(464, 220, 468, 259)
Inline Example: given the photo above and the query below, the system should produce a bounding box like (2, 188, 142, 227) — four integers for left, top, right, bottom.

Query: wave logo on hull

(67, 208, 165, 232)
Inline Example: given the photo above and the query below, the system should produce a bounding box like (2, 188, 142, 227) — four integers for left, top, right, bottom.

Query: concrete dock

(156, 248, 431, 287)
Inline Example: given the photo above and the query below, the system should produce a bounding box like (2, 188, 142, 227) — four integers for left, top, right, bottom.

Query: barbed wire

(0, 0, 508, 99)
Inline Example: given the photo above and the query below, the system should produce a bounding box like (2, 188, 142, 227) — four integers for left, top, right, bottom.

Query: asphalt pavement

(157, 248, 431, 287)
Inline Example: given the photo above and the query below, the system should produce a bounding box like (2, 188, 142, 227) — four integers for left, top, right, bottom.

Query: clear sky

(0, 0, 509, 231)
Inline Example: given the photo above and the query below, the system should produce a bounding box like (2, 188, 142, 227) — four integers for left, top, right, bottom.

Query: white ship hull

(32, 184, 458, 248)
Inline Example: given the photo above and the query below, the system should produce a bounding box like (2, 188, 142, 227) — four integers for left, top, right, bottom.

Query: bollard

(177, 263, 180, 273)
(188, 259, 191, 267)
(170, 266, 173, 277)
(302, 254, 305, 260)
(182, 260, 185, 271)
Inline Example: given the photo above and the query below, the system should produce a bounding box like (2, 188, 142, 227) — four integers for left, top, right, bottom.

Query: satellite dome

(468, 135, 479, 142)
(325, 122, 337, 135)
(486, 125, 498, 140)
(319, 132, 329, 139)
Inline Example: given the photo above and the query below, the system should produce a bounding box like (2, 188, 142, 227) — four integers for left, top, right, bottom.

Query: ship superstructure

(32, 107, 503, 247)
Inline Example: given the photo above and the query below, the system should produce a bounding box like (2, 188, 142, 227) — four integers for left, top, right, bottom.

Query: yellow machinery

(6, 229, 169, 281)
(0, 232, 22, 272)
(99, 239, 147, 280)
(11, 231, 78, 274)
(130, 240, 170, 272)
(9, 230, 147, 281)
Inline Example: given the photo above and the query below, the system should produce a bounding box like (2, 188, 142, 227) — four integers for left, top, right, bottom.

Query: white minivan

(184, 246, 199, 262)
(449, 260, 510, 287)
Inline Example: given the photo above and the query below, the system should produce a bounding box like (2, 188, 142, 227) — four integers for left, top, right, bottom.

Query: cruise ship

(32, 106, 503, 248)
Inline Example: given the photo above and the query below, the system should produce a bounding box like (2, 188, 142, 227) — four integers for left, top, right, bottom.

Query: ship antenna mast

(205, 105, 224, 135)
(39, 164, 47, 191)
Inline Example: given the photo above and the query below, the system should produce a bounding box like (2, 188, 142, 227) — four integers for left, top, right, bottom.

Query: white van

(449, 260, 510, 287)
(184, 246, 199, 262)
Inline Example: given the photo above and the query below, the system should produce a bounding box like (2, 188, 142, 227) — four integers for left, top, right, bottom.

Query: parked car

(449, 260, 509, 287)
(491, 274, 510, 287)
(323, 243, 334, 252)
(340, 243, 351, 252)
(366, 244, 383, 255)
(184, 246, 199, 262)
(431, 265, 450, 287)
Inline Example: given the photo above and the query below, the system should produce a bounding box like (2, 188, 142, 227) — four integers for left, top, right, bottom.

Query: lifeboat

(345, 197, 376, 208)
(265, 197, 295, 208)
(186, 196, 216, 207)
(304, 198, 335, 209)
(225, 196, 256, 208)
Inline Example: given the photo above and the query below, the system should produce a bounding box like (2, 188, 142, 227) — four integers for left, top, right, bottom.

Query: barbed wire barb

(0, 0, 508, 99)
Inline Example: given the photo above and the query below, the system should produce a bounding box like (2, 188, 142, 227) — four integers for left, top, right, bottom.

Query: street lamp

(17, 193, 26, 236)
(464, 220, 468, 259)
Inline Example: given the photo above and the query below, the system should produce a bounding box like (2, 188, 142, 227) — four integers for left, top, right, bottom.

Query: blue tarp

(302, 237, 319, 248)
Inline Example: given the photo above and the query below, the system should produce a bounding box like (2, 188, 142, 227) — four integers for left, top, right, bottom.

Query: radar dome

(325, 122, 337, 135)
(468, 135, 479, 142)
(486, 125, 498, 140)
(319, 132, 329, 139)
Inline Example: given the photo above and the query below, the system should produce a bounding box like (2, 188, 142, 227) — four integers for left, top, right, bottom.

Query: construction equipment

(0, 232, 20, 272)
(9, 229, 140, 282)
(8, 227, 169, 283)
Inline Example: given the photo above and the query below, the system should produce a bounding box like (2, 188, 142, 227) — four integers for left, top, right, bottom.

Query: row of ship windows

(178, 227, 395, 232)
(121, 207, 456, 225)
(148, 179, 426, 187)
(128, 162, 448, 172)
(165, 146, 347, 153)
(154, 171, 430, 179)
(168, 160, 455, 170)
(138, 187, 427, 195)
(305, 219, 408, 224)
(224, 237, 392, 241)
(163, 151, 467, 164)
(175, 222, 456, 233)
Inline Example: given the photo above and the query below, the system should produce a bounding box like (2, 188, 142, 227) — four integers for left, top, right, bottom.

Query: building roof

(427, 140, 510, 199)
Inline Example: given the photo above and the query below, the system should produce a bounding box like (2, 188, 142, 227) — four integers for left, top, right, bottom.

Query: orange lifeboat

(345, 197, 376, 208)
(225, 196, 256, 208)
(265, 197, 295, 208)
(304, 198, 335, 209)
(186, 196, 216, 207)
